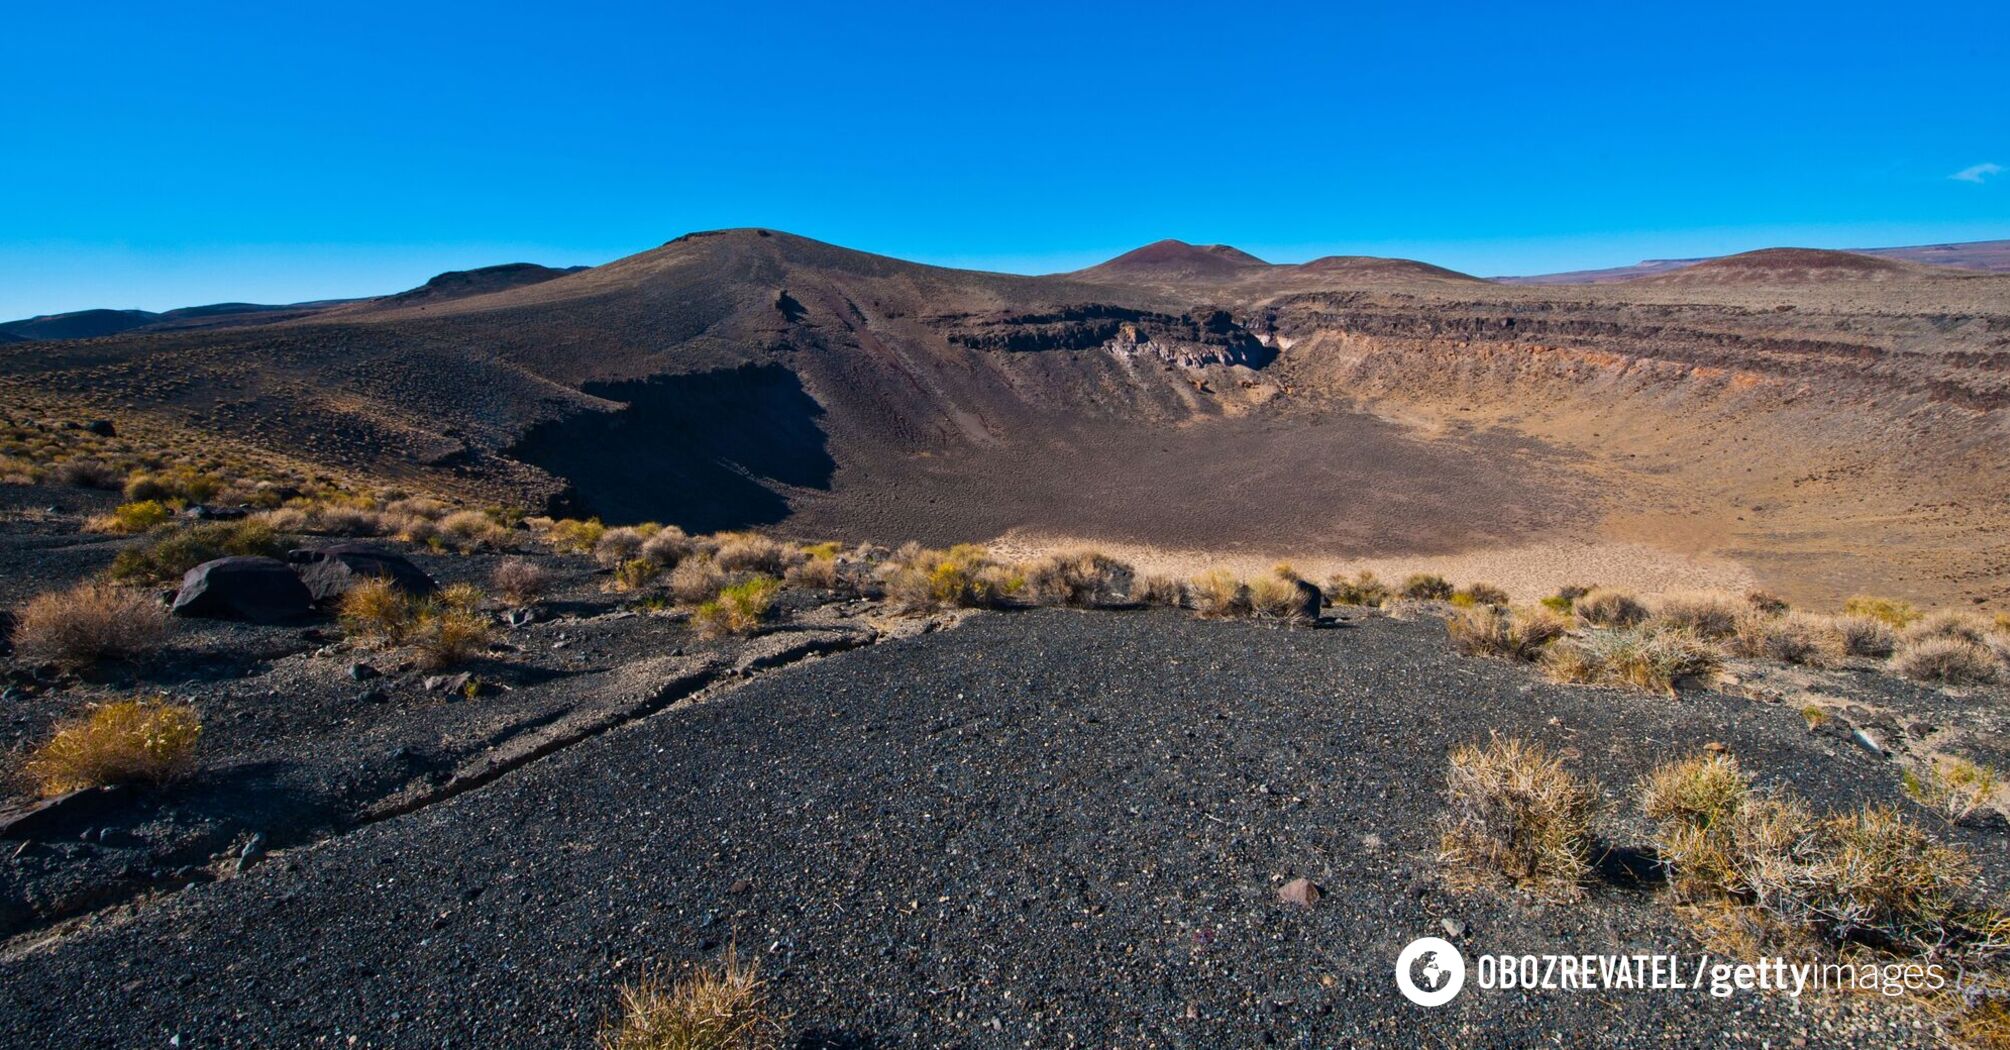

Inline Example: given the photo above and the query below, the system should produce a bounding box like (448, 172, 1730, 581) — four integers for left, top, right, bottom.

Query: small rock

(1441, 917, 1467, 938)
(348, 662, 379, 681)
(84, 419, 116, 437)
(1852, 729, 1885, 756)
(235, 833, 266, 874)
(1278, 877, 1321, 908)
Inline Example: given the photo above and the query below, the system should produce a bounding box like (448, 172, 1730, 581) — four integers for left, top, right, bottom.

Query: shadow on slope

(508, 363, 834, 530)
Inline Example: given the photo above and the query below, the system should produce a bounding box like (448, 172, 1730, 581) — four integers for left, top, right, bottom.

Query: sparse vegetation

(1452, 582, 1509, 608)
(694, 577, 780, 638)
(1324, 570, 1390, 608)
(1844, 595, 1922, 628)
(106, 519, 287, 583)
(412, 602, 492, 669)
(883, 545, 1009, 611)
(1744, 589, 1790, 615)
(611, 557, 661, 593)
(640, 526, 694, 568)
(594, 526, 652, 567)
(1024, 550, 1133, 608)
(1892, 636, 2000, 685)
(1650, 590, 1742, 640)
(1446, 605, 1568, 662)
(1730, 611, 1845, 667)
(1246, 574, 1311, 620)
(540, 517, 607, 554)
(1573, 587, 1648, 627)
(1543, 624, 1720, 694)
(1832, 613, 1897, 658)
(87, 499, 174, 535)
(1399, 573, 1454, 602)
(1134, 574, 1184, 607)
(1188, 569, 1250, 619)
(1641, 755, 2004, 957)
(339, 577, 415, 642)
(598, 948, 779, 1050)
(1540, 584, 1594, 615)
(1438, 735, 1600, 902)
(12, 581, 169, 668)
(22, 698, 202, 795)
(492, 557, 554, 606)
(1902, 757, 2000, 826)
(713, 532, 796, 576)
(668, 557, 729, 606)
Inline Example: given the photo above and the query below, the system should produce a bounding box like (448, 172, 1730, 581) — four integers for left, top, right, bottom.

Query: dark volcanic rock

(171, 556, 315, 624)
(0, 785, 130, 840)
(1289, 578, 1322, 621)
(288, 543, 439, 604)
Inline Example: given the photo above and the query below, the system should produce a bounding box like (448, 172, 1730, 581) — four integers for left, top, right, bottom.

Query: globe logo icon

(1395, 936, 1466, 1006)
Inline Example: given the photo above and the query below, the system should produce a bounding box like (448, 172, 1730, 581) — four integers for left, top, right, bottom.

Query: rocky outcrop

(171, 557, 316, 623)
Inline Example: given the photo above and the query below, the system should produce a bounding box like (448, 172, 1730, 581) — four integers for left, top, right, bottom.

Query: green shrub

(1400, 573, 1454, 601)
(106, 520, 286, 583)
(694, 576, 780, 637)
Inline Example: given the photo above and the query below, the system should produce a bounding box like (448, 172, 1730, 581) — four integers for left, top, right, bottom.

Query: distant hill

(1, 262, 583, 342)
(372, 263, 590, 308)
(1072, 240, 1271, 280)
(1498, 238, 2010, 284)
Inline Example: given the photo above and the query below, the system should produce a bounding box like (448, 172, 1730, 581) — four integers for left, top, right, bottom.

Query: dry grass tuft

(1641, 756, 2005, 956)
(1399, 573, 1454, 602)
(23, 698, 202, 795)
(1324, 570, 1390, 608)
(882, 545, 1008, 612)
(1730, 611, 1846, 667)
(1902, 757, 2000, 826)
(107, 519, 286, 583)
(599, 948, 780, 1050)
(1245, 575, 1312, 620)
(1650, 590, 1743, 640)
(1843, 595, 1922, 628)
(693, 577, 780, 638)
(712, 533, 797, 576)
(668, 557, 729, 606)
(1188, 569, 1250, 619)
(1446, 605, 1569, 662)
(640, 526, 694, 568)
(1543, 624, 1720, 694)
(1134, 574, 1185, 607)
(610, 558, 661, 593)
(540, 517, 606, 555)
(339, 577, 414, 642)
(1892, 636, 2000, 685)
(782, 554, 840, 591)
(1744, 589, 1790, 615)
(492, 557, 554, 606)
(1438, 735, 1600, 902)
(1024, 551, 1134, 608)
(1832, 613, 1897, 658)
(1454, 582, 1510, 607)
(413, 605, 491, 670)
(1573, 587, 1648, 627)
(87, 499, 174, 535)
(12, 582, 169, 668)
(594, 526, 652, 568)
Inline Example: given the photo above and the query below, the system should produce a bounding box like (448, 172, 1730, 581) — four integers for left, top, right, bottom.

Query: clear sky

(3, 1, 2005, 317)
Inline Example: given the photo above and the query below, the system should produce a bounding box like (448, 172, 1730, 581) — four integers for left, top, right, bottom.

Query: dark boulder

(172, 557, 316, 623)
(1288, 579, 1323, 622)
(84, 419, 116, 437)
(287, 543, 438, 604)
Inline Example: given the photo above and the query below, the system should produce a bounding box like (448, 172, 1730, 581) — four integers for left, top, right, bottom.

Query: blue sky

(2, 1, 2005, 317)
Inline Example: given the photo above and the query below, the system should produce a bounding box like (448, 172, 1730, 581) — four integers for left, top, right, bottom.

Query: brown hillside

(1, 228, 2005, 605)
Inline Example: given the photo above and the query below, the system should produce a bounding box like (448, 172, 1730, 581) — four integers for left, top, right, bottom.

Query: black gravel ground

(5, 608, 1995, 1047)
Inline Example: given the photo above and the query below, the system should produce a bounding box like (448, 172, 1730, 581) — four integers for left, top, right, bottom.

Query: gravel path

(0, 609, 1977, 1047)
